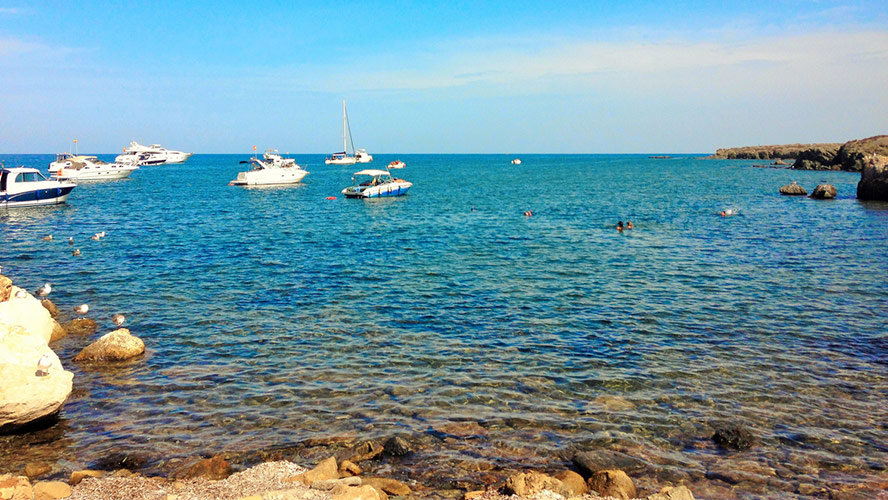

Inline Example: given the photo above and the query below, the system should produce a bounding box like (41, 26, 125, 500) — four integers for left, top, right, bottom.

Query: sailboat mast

(342, 100, 347, 154)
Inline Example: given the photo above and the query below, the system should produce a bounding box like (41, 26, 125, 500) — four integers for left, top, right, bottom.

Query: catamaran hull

(1, 187, 75, 207)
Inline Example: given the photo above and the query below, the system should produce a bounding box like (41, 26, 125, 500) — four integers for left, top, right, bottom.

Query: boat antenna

(73, 139, 78, 156)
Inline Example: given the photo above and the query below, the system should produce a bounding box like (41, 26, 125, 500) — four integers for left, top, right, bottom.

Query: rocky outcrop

(0, 284, 74, 433)
(73, 328, 145, 363)
(0, 275, 11, 302)
(712, 135, 888, 172)
(857, 154, 888, 201)
(779, 181, 807, 195)
(810, 184, 837, 200)
(709, 143, 841, 160)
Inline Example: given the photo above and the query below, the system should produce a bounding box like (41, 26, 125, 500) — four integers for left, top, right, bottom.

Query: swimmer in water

(524, 210, 533, 216)
(626, 221, 633, 229)
(617, 221, 624, 231)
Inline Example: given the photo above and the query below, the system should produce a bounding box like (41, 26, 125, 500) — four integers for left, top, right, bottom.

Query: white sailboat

(325, 100, 372, 165)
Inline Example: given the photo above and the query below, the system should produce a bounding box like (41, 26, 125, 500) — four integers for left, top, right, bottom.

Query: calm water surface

(1, 154, 887, 498)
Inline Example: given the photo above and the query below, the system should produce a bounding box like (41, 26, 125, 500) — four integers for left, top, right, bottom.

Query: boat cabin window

(15, 172, 42, 183)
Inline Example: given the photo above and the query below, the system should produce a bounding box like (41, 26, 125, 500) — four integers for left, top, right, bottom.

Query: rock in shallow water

(73, 328, 145, 363)
(62, 318, 97, 336)
(712, 426, 755, 451)
(587, 469, 636, 500)
(857, 154, 888, 201)
(779, 181, 807, 196)
(810, 184, 837, 199)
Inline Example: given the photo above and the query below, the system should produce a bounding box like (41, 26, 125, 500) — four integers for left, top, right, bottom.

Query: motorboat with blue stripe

(341, 169, 412, 198)
(1, 166, 76, 207)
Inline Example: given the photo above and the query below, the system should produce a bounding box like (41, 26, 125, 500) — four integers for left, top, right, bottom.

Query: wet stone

(383, 435, 412, 457)
(712, 426, 755, 451)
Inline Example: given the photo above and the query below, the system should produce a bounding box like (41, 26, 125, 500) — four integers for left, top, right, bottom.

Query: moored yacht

(341, 169, 412, 198)
(355, 148, 373, 163)
(115, 141, 192, 166)
(230, 149, 309, 186)
(49, 155, 139, 180)
(1, 166, 77, 207)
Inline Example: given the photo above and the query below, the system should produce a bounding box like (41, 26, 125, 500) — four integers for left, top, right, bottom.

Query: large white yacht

(1, 166, 77, 207)
(230, 149, 309, 186)
(48, 154, 139, 180)
(115, 141, 193, 166)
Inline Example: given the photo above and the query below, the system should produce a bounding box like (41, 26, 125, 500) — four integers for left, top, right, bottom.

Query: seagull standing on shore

(112, 313, 126, 326)
(73, 304, 89, 317)
(37, 353, 52, 376)
(35, 283, 51, 298)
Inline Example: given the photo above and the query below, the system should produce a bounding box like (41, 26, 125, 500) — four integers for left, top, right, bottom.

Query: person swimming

(524, 210, 533, 216)
(720, 209, 737, 217)
(617, 221, 624, 231)
(626, 221, 633, 229)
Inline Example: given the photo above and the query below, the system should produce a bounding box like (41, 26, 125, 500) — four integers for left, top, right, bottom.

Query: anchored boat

(341, 169, 412, 198)
(230, 149, 308, 186)
(1, 166, 76, 207)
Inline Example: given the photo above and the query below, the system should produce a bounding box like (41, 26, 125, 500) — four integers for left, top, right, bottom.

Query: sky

(1, 1, 886, 154)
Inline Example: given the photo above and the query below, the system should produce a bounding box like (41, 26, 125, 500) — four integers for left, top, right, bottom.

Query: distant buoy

(326, 196, 336, 200)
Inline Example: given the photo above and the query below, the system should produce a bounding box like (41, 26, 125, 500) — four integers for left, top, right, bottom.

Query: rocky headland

(710, 135, 888, 172)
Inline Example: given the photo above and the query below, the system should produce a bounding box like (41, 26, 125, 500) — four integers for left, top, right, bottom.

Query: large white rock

(0, 287, 74, 432)
(0, 287, 56, 344)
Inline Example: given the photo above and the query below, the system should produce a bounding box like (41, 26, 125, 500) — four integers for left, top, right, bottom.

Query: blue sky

(1, 1, 886, 153)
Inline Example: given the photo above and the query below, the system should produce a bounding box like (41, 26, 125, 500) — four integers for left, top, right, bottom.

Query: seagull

(35, 283, 52, 298)
(72, 249, 81, 256)
(37, 353, 52, 376)
(42, 235, 53, 241)
(91, 234, 101, 241)
(112, 313, 126, 326)
(68, 237, 74, 245)
(15, 289, 27, 299)
(97, 231, 106, 238)
(73, 304, 89, 317)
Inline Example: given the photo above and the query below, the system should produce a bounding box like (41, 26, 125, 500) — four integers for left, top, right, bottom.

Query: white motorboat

(1, 166, 76, 207)
(325, 100, 371, 165)
(388, 160, 406, 169)
(511, 158, 522, 165)
(355, 148, 373, 163)
(115, 141, 193, 166)
(49, 155, 139, 180)
(230, 149, 308, 186)
(341, 169, 412, 198)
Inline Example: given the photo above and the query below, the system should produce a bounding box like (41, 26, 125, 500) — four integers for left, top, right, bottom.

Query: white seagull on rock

(37, 353, 52, 376)
(73, 304, 89, 317)
(35, 283, 52, 298)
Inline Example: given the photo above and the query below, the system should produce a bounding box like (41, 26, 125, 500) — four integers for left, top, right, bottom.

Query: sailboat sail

(326, 100, 359, 165)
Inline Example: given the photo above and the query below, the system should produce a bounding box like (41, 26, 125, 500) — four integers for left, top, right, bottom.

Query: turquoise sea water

(1, 154, 887, 498)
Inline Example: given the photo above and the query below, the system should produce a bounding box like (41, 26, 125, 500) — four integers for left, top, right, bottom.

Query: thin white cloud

(0, 7, 22, 14)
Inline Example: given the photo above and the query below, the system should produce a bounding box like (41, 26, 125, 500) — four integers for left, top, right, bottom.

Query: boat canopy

(353, 169, 389, 176)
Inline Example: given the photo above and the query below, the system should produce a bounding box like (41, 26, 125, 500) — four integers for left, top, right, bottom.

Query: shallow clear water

(2, 154, 887, 498)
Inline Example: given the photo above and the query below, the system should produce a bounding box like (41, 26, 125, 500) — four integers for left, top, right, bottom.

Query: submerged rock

(712, 426, 755, 450)
(779, 181, 807, 196)
(810, 184, 837, 199)
(857, 154, 888, 201)
(383, 435, 412, 457)
(572, 449, 647, 476)
(73, 328, 145, 363)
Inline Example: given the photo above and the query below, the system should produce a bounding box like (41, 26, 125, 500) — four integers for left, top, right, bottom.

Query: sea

(1, 154, 887, 499)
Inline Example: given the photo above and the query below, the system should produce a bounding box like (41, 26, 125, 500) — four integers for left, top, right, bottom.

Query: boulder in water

(810, 184, 837, 199)
(587, 469, 636, 500)
(857, 154, 888, 201)
(779, 181, 807, 196)
(712, 425, 755, 450)
(73, 328, 145, 363)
